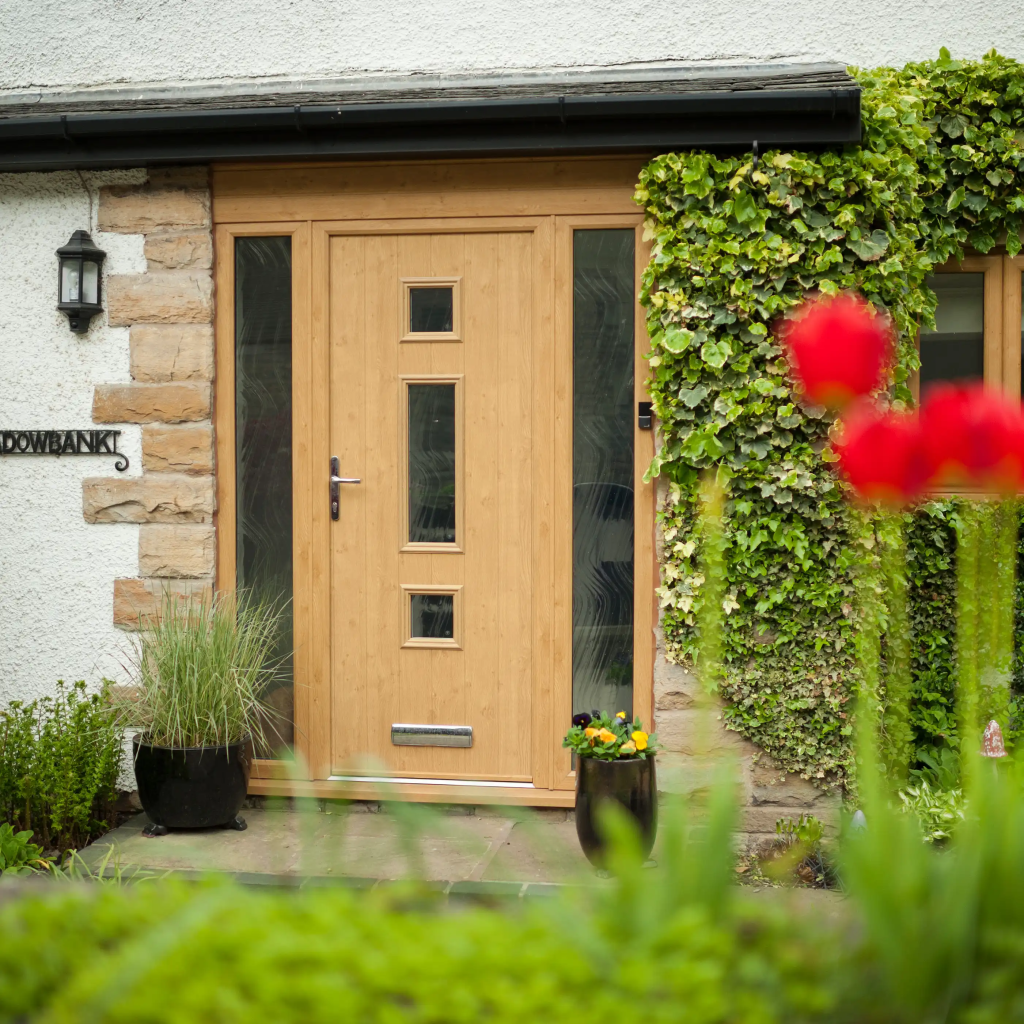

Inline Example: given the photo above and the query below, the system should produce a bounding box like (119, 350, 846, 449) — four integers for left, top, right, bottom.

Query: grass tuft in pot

(116, 591, 288, 753)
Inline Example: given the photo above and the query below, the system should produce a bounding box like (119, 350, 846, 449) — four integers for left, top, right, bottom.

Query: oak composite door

(328, 225, 550, 783)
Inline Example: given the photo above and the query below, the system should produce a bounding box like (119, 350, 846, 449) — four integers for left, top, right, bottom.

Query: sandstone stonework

(130, 324, 214, 382)
(98, 186, 210, 234)
(83, 474, 214, 524)
(93, 382, 211, 424)
(141, 424, 215, 475)
(144, 231, 213, 270)
(113, 577, 213, 629)
(107, 271, 213, 326)
(138, 524, 216, 578)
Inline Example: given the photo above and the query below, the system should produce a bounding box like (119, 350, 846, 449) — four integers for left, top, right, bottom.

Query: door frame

(213, 158, 655, 806)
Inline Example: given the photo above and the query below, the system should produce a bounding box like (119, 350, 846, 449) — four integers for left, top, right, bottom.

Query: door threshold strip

(328, 775, 535, 788)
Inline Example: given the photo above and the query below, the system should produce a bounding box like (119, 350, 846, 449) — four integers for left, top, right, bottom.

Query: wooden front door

(327, 223, 551, 782)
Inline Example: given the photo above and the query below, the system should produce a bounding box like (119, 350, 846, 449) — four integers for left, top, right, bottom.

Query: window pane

(921, 273, 985, 394)
(409, 287, 454, 333)
(572, 229, 635, 720)
(235, 236, 293, 750)
(408, 383, 456, 543)
(411, 594, 454, 639)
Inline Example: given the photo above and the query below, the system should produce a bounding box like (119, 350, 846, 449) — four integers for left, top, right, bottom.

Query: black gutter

(0, 87, 860, 171)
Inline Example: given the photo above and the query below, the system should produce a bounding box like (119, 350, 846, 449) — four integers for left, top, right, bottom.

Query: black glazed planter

(575, 755, 657, 867)
(133, 735, 250, 837)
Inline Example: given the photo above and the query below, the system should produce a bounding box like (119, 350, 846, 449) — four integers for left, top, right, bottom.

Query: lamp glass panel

(235, 236, 293, 752)
(572, 229, 635, 720)
(60, 260, 80, 303)
(920, 273, 985, 394)
(81, 261, 100, 305)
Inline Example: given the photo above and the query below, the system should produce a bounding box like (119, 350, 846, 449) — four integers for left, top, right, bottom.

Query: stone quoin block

(130, 324, 214, 382)
(92, 382, 211, 424)
(113, 577, 214, 629)
(144, 231, 213, 270)
(98, 185, 210, 234)
(83, 474, 215, 524)
(146, 166, 210, 190)
(654, 707, 755, 758)
(142, 424, 215, 474)
(106, 271, 213, 326)
(138, 524, 216, 578)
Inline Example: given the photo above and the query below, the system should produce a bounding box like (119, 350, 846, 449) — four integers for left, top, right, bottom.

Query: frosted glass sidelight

(410, 593, 455, 639)
(920, 274, 985, 394)
(408, 384, 456, 544)
(409, 287, 454, 333)
(235, 236, 293, 750)
(572, 229, 635, 720)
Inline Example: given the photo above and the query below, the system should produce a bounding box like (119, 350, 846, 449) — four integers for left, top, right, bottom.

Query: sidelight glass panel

(408, 383, 456, 544)
(921, 273, 985, 394)
(235, 236, 293, 750)
(409, 287, 454, 333)
(410, 593, 455, 639)
(572, 230, 635, 720)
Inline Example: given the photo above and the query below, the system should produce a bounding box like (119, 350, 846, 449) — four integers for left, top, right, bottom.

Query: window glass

(409, 287, 454, 333)
(572, 229, 635, 719)
(920, 273, 985, 394)
(235, 236, 293, 750)
(410, 594, 455, 639)
(408, 383, 457, 544)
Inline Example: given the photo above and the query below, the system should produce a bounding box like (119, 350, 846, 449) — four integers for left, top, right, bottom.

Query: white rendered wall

(0, 0, 1021, 96)
(0, 170, 145, 704)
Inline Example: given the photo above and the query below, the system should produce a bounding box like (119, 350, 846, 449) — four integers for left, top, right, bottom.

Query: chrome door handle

(330, 456, 361, 520)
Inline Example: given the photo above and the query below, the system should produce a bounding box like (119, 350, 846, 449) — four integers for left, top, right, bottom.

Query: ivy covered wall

(639, 51, 1024, 789)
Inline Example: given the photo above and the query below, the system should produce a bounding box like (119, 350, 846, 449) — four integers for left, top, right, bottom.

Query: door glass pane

(411, 593, 454, 639)
(235, 236, 293, 750)
(408, 383, 456, 543)
(409, 287, 454, 333)
(921, 273, 985, 394)
(573, 230, 635, 719)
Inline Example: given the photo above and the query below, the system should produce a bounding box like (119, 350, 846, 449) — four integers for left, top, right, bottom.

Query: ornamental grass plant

(116, 592, 287, 752)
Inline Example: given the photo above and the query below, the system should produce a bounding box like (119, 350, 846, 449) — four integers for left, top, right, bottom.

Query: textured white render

(0, 0, 1021, 95)
(0, 170, 146, 704)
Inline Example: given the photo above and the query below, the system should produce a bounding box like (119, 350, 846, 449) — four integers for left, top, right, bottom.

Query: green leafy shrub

(0, 824, 48, 875)
(0, 681, 122, 854)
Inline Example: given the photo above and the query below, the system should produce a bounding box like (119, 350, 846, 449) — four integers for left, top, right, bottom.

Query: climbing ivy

(638, 50, 1024, 789)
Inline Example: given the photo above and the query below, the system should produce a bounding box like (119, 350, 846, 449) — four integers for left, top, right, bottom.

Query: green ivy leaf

(661, 326, 694, 353)
(701, 339, 732, 369)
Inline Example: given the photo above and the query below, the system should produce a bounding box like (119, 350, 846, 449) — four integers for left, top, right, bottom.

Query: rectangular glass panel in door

(572, 229, 635, 719)
(408, 383, 456, 544)
(920, 273, 984, 394)
(235, 236, 293, 749)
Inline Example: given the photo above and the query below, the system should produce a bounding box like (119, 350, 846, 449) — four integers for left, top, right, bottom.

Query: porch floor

(80, 802, 594, 889)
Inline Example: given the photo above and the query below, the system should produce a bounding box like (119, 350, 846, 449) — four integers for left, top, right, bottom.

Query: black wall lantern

(56, 230, 106, 333)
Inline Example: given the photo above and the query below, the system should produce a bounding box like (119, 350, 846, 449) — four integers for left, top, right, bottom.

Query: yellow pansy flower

(584, 727, 599, 743)
(620, 740, 637, 755)
(598, 728, 617, 744)
(616, 711, 627, 720)
(632, 730, 649, 751)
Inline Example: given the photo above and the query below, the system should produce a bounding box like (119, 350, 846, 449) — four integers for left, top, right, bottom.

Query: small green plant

(898, 779, 966, 843)
(562, 711, 658, 760)
(0, 680, 123, 854)
(764, 814, 837, 888)
(115, 592, 287, 751)
(0, 823, 49, 874)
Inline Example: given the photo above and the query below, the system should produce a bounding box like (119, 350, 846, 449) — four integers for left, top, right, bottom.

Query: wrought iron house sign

(0, 429, 128, 471)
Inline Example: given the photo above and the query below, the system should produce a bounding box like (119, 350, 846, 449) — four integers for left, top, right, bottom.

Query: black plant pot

(133, 735, 250, 836)
(575, 756, 657, 867)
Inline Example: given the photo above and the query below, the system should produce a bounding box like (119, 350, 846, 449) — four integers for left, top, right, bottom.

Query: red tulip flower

(833, 402, 927, 507)
(919, 384, 1024, 492)
(779, 294, 894, 411)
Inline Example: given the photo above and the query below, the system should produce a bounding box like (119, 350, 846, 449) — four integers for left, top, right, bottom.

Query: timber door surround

(213, 158, 655, 807)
